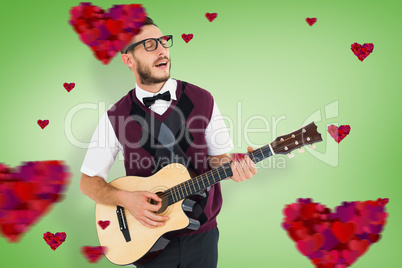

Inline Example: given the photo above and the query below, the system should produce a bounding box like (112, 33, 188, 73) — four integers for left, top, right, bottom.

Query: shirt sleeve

(205, 101, 234, 156)
(80, 112, 123, 180)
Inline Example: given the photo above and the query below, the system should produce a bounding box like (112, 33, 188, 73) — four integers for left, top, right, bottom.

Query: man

(80, 17, 257, 267)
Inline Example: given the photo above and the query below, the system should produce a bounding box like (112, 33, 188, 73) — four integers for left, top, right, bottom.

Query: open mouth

(155, 61, 168, 69)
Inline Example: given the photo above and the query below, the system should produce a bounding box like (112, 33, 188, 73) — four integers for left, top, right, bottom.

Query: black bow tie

(142, 91, 171, 107)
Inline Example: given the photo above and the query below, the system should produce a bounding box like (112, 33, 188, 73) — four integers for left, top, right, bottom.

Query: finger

(145, 202, 163, 213)
(230, 161, 241, 182)
(143, 191, 162, 202)
(142, 214, 165, 227)
(247, 146, 254, 153)
(144, 210, 169, 222)
(238, 158, 252, 180)
(245, 155, 257, 175)
(139, 219, 156, 228)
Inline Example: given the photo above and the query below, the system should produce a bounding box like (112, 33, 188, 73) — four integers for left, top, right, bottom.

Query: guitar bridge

(116, 206, 131, 242)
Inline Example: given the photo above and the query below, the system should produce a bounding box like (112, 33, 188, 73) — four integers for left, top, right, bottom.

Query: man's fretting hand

(230, 146, 257, 182)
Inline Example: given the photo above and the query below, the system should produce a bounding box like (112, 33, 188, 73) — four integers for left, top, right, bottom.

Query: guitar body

(95, 163, 201, 266)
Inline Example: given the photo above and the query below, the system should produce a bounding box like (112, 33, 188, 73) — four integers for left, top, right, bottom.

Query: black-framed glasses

(123, 35, 173, 54)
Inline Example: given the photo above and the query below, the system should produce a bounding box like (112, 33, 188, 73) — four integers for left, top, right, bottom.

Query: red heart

(37, 120, 49, 129)
(69, 3, 147, 64)
(98, 220, 110, 230)
(63, 83, 75, 92)
(351, 43, 374, 62)
(205, 13, 218, 22)
(43, 232, 67, 250)
(0, 161, 70, 243)
(14, 182, 37, 202)
(332, 222, 356, 243)
(306, 18, 317, 26)
(181, 34, 194, 43)
(297, 233, 324, 256)
(327, 125, 351, 143)
(282, 199, 389, 267)
(348, 239, 370, 256)
(81, 246, 107, 263)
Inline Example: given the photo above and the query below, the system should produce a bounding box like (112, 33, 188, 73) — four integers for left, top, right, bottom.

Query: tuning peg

(298, 148, 304, 153)
(288, 153, 295, 158)
(310, 144, 316, 150)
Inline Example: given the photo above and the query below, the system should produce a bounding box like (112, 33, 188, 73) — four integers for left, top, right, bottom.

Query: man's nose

(155, 41, 168, 55)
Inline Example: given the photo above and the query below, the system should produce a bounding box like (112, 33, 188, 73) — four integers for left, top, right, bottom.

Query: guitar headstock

(271, 122, 323, 155)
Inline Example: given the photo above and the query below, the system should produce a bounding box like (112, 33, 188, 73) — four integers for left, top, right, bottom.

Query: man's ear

(121, 53, 135, 70)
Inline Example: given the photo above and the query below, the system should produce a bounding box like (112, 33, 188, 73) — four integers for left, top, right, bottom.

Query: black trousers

(137, 227, 219, 268)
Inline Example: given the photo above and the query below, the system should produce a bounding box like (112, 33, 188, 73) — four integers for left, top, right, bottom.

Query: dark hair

(120, 17, 157, 54)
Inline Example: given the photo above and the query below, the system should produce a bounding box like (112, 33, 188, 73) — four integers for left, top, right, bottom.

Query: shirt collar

(135, 78, 177, 105)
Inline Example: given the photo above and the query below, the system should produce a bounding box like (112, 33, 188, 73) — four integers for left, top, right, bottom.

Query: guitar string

(161, 145, 273, 204)
(160, 148, 270, 206)
(160, 130, 317, 204)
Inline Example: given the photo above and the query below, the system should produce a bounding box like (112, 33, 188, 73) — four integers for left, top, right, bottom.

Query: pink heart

(348, 239, 370, 255)
(306, 18, 317, 26)
(43, 232, 67, 250)
(332, 222, 356, 243)
(327, 125, 351, 143)
(69, 3, 147, 64)
(63, 83, 75, 92)
(81, 246, 107, 263)
(351, 43, 374, 62)
(0, 161, 70, 242)
(98, 220, 110, 230)
(296, 233, 324, 256)
(343, 249, 360, 265)
(181, 34, 193, 43)
(205, 13, 218, 22)
(282, 198, 389, 267)
(37, 120, 49, 129)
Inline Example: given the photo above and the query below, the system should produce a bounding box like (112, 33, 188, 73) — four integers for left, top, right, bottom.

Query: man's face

(129, 25, 171, 85)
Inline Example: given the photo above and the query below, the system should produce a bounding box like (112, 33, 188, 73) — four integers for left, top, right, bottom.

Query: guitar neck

(165, 144, 274, 205)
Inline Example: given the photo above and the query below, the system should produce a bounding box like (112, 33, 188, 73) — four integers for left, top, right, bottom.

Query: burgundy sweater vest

(107, 79, 223, 235)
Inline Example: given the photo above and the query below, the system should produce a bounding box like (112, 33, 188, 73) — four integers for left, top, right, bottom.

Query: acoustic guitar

(95, 122, 323, 266)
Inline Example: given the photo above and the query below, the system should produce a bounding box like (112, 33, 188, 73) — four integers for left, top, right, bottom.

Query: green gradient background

(1, 0, 401, 267)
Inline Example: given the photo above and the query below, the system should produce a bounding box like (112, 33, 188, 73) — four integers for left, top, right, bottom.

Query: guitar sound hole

(149, 192, 169, 214)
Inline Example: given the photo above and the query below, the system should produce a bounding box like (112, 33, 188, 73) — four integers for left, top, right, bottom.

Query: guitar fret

(172, 191, 175, 204)
(169, 190, 174, 204)
(175, 186, 180, 201)
(168, 188, 176, 203)
(222, 165, 228, 177)
(167, 190, 173, 204)
(191, 179, 196, 194)
(206, 172, 211, 186)
(179, 185, 184, 200)
(196, 176, 201, 192)
(216, 168, 222, 182)
(259, 147, 264, 159)
(249, 151, 256, 163)
(221, 168, 227, 180)
(184, 181, 189, 197)
(170, 146, 273, 204)
(188, 180, 194, 195)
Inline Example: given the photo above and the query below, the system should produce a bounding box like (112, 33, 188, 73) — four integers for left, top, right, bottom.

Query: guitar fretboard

(164, 144, 274, 205)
